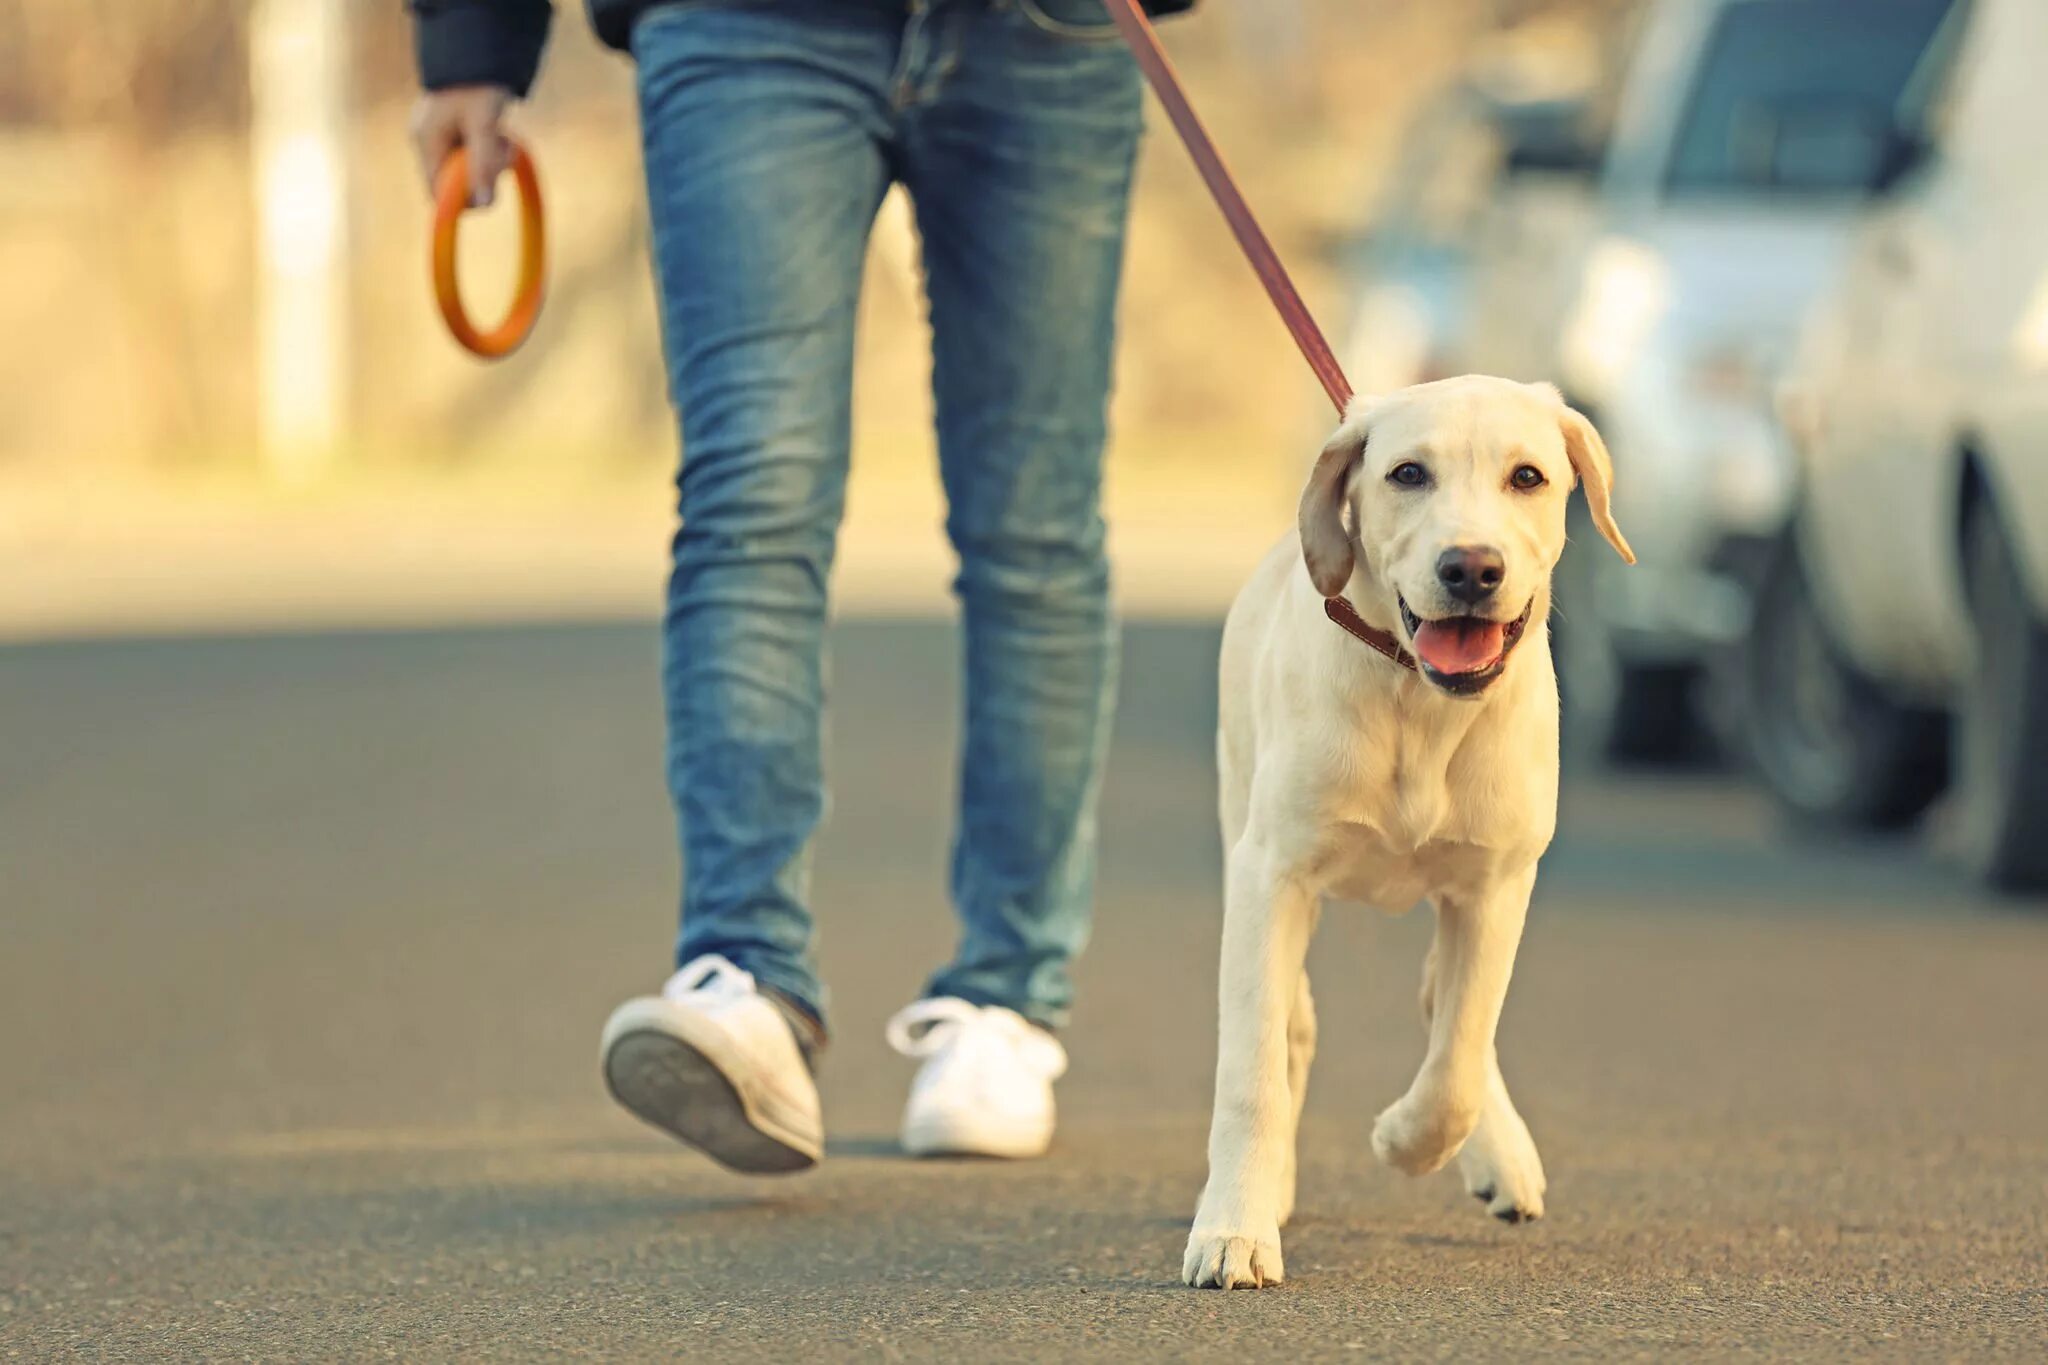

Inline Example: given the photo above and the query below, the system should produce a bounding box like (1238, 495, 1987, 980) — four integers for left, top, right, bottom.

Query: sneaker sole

(602, 1026, 820, 1175)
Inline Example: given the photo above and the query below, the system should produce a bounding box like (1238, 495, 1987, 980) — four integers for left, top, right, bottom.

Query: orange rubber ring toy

(433, 140, 546, 359)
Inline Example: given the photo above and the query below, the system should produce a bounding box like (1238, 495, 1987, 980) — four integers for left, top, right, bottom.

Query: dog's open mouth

(1397, 597, 1534, 694)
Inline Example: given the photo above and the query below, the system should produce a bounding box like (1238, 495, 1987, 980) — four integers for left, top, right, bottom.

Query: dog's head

(1299, 376, 1634, 697)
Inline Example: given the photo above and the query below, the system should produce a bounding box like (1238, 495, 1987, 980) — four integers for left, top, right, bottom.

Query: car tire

(1956, 497, 2048, 892)
(1603, 663, 1702, 763)
(1741, 527, 1947, 829)
(1551, 509, 1707, 767)
(1555, 632, 1701, 765)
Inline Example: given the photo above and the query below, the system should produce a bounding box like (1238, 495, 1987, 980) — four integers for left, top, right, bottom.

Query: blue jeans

(632, 0, 1142, 1033)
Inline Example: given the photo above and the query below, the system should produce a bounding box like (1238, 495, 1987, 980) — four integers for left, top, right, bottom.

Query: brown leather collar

(1324, 596, 1417, 672)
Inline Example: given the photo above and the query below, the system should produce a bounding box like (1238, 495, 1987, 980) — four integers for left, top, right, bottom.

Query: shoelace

(664, 954, 753, 1002)
(884, 998, 1068, 1080)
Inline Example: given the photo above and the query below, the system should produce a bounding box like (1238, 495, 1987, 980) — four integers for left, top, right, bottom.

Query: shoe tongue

(1412, 617, 1506, 675)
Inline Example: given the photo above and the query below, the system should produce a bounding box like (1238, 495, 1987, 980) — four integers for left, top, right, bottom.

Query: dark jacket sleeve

(410, 0, 554, 97)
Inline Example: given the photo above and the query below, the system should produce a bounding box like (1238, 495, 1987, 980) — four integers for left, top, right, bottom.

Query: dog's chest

(1315, 713, 1534, 909)
(1320, 809, 1486, 913)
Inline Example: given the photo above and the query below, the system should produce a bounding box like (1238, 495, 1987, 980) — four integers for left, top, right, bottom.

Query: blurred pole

(250, 0, 348, 481)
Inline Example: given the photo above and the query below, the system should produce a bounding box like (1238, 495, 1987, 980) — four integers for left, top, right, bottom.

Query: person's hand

(410, 85, 514, 208)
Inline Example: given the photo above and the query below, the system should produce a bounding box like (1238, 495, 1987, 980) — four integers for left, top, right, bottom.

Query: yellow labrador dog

(1183, 375, 1633, 1290)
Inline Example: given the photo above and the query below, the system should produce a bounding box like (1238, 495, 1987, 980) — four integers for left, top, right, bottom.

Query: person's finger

(411, 104, 460, 199)
(462, 104, 510, 209)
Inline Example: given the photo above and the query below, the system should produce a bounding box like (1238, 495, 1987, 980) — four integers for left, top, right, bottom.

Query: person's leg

(633, 1, 898, 1031)
(897, 1, 1144, 1030)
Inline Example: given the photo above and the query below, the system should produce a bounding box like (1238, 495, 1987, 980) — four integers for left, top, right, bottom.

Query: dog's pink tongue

(1412, 619, 1506, 675)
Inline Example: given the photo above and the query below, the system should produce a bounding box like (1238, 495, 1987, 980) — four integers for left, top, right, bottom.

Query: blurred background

(5, 1, 2046, 1356)
(4, 0, 1633, 632)
(8, 0, 2044, 888)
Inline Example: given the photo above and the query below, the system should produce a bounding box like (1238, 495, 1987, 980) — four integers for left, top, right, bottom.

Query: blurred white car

(1530, 0, 1957, 761)
(1335, 87, 1501, 398)
(1338, 55, 1609, 399)
(1740, 0, 2048, 892)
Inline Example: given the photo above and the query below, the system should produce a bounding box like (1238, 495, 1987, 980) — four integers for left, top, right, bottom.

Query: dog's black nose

(1436, 546, 1505, 603)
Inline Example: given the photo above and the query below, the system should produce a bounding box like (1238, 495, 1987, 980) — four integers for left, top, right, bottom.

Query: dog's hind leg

(1372, 866, 1535, 1177)
(1276, 966, 1318, 1227)
(1416, 927, 1547, 1221)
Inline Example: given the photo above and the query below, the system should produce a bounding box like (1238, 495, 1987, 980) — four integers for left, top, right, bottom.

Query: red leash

(1103, 0, 1353, 415)
(1106, 4, 1407, 656)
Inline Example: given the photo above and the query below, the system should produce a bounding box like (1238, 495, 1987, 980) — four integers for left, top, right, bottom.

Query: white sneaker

(885, 998, 1068, 1159)
(600, 955, 824, 1174)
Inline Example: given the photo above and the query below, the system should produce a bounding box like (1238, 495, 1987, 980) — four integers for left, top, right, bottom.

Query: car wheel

(1556, 630, 1700, 765)
(1552, 511, 1705, 767)
(1741, 527, 1946, 829)
(1957, 498, 2048, 891)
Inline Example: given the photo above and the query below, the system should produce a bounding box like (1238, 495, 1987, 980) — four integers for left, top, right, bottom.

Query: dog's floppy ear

(1556, 399, 1635, 565)
(1299, 410, 1369, 596)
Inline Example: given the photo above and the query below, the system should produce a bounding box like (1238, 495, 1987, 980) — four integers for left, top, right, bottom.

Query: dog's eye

(1387, 462, 1430, 488)
(1510, 464, 1546, 491)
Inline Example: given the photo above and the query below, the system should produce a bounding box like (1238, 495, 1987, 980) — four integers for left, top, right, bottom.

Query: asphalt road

(3, 621, 2044, 1361)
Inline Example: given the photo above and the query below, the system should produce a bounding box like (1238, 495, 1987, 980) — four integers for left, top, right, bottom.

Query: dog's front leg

(1184, 838, 1315, 1289)
(1372, 863, 1535, 1177)
(1418, 943, 1547, 1222)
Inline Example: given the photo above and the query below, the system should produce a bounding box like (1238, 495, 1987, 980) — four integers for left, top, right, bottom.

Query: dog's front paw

(1182, 1228, 1284, 1289)
(1457, 1107, 1547, 1224)
(1371, 1088, 1479, 1176)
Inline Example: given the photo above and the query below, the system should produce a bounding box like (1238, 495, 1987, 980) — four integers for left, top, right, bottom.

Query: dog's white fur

(1183, 375, 1632, 1289)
